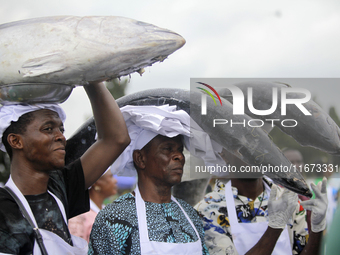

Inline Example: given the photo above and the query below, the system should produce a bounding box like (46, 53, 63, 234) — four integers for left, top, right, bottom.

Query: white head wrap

(0, 103, 66, 152)
(110, 104, 225, 177)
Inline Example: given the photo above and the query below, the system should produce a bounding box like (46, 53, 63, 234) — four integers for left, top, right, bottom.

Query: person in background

(282, 149, 304, 171)
(114, 175, 137, 196)
(195, 149, 328, 255)
(68, 169, 118, 242)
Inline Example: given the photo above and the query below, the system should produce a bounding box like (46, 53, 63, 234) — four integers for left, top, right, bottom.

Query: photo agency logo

(196, 82, 223, 114)
(189, 78, 340, 180)
(192, 79, 312, 129)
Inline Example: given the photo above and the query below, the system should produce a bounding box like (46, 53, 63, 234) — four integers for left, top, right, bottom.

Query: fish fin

(21, 52, 67, 77)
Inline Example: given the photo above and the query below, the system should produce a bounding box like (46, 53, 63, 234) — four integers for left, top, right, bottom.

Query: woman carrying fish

(0, 81, 130, 254)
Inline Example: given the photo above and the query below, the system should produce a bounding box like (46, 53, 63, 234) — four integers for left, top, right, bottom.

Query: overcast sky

(1, 0, 340, 138)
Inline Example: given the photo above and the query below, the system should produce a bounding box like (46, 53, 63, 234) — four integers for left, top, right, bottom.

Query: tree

(105, 78, 129, 99)
(328, 107, 340, 166)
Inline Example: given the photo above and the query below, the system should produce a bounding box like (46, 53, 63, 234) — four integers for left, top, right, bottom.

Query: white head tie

(0, 103, 66, 152)
(110, 104, 224, 177)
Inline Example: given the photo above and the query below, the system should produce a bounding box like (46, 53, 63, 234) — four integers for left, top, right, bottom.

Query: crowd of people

(0, 81, 337, 255)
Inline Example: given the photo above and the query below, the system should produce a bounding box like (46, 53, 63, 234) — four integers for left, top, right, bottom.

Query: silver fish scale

(0, 16, 186, 86)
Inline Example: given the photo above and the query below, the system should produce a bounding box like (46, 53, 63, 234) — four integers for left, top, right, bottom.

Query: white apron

(134, 185, 203, 255)
(225, 181, 292, 255)
(5, 176, 88, 255)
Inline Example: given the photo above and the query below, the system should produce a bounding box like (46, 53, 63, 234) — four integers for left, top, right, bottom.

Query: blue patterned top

(88, 193, 209, 254)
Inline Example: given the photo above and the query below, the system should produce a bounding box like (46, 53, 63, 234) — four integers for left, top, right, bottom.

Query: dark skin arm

(245, 210, 322, 255)
(300, 231, 322, 255)
(245, 209, 323, 255)
(80, 81, 130, 189)
(244, 185, 299, 255)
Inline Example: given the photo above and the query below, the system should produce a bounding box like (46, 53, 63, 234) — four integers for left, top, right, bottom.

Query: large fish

(217, 81, 340, 155)
(65, 88, 312, 198)
(0, 16, 185, 86)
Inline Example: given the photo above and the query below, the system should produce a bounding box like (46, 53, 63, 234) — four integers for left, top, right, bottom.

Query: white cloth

(5, 176, 88, 255)
(268, 185, 298, 229)
(89, 199, 102, 214)
(110, 105, 225, 176)
(0, 103, 66, 152)
(225, 181, 291, 255)
(300, 177, 328, 232)
(134, 185, 203, 255)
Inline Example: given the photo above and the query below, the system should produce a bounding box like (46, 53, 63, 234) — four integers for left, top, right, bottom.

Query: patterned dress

(194, 178, 309, 255)
(89, 193, 209, 254)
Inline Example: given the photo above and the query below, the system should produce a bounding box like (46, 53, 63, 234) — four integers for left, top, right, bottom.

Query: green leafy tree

(105, 78, 129, 99)
(329, 107, 340, 127)
(328, 107, 340, 166)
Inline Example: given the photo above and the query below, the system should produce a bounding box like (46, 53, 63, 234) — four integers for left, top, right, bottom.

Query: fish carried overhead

(65, 88, 312, 198)
(217, 81, 340, 155)
(0, 16, 185, 104)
